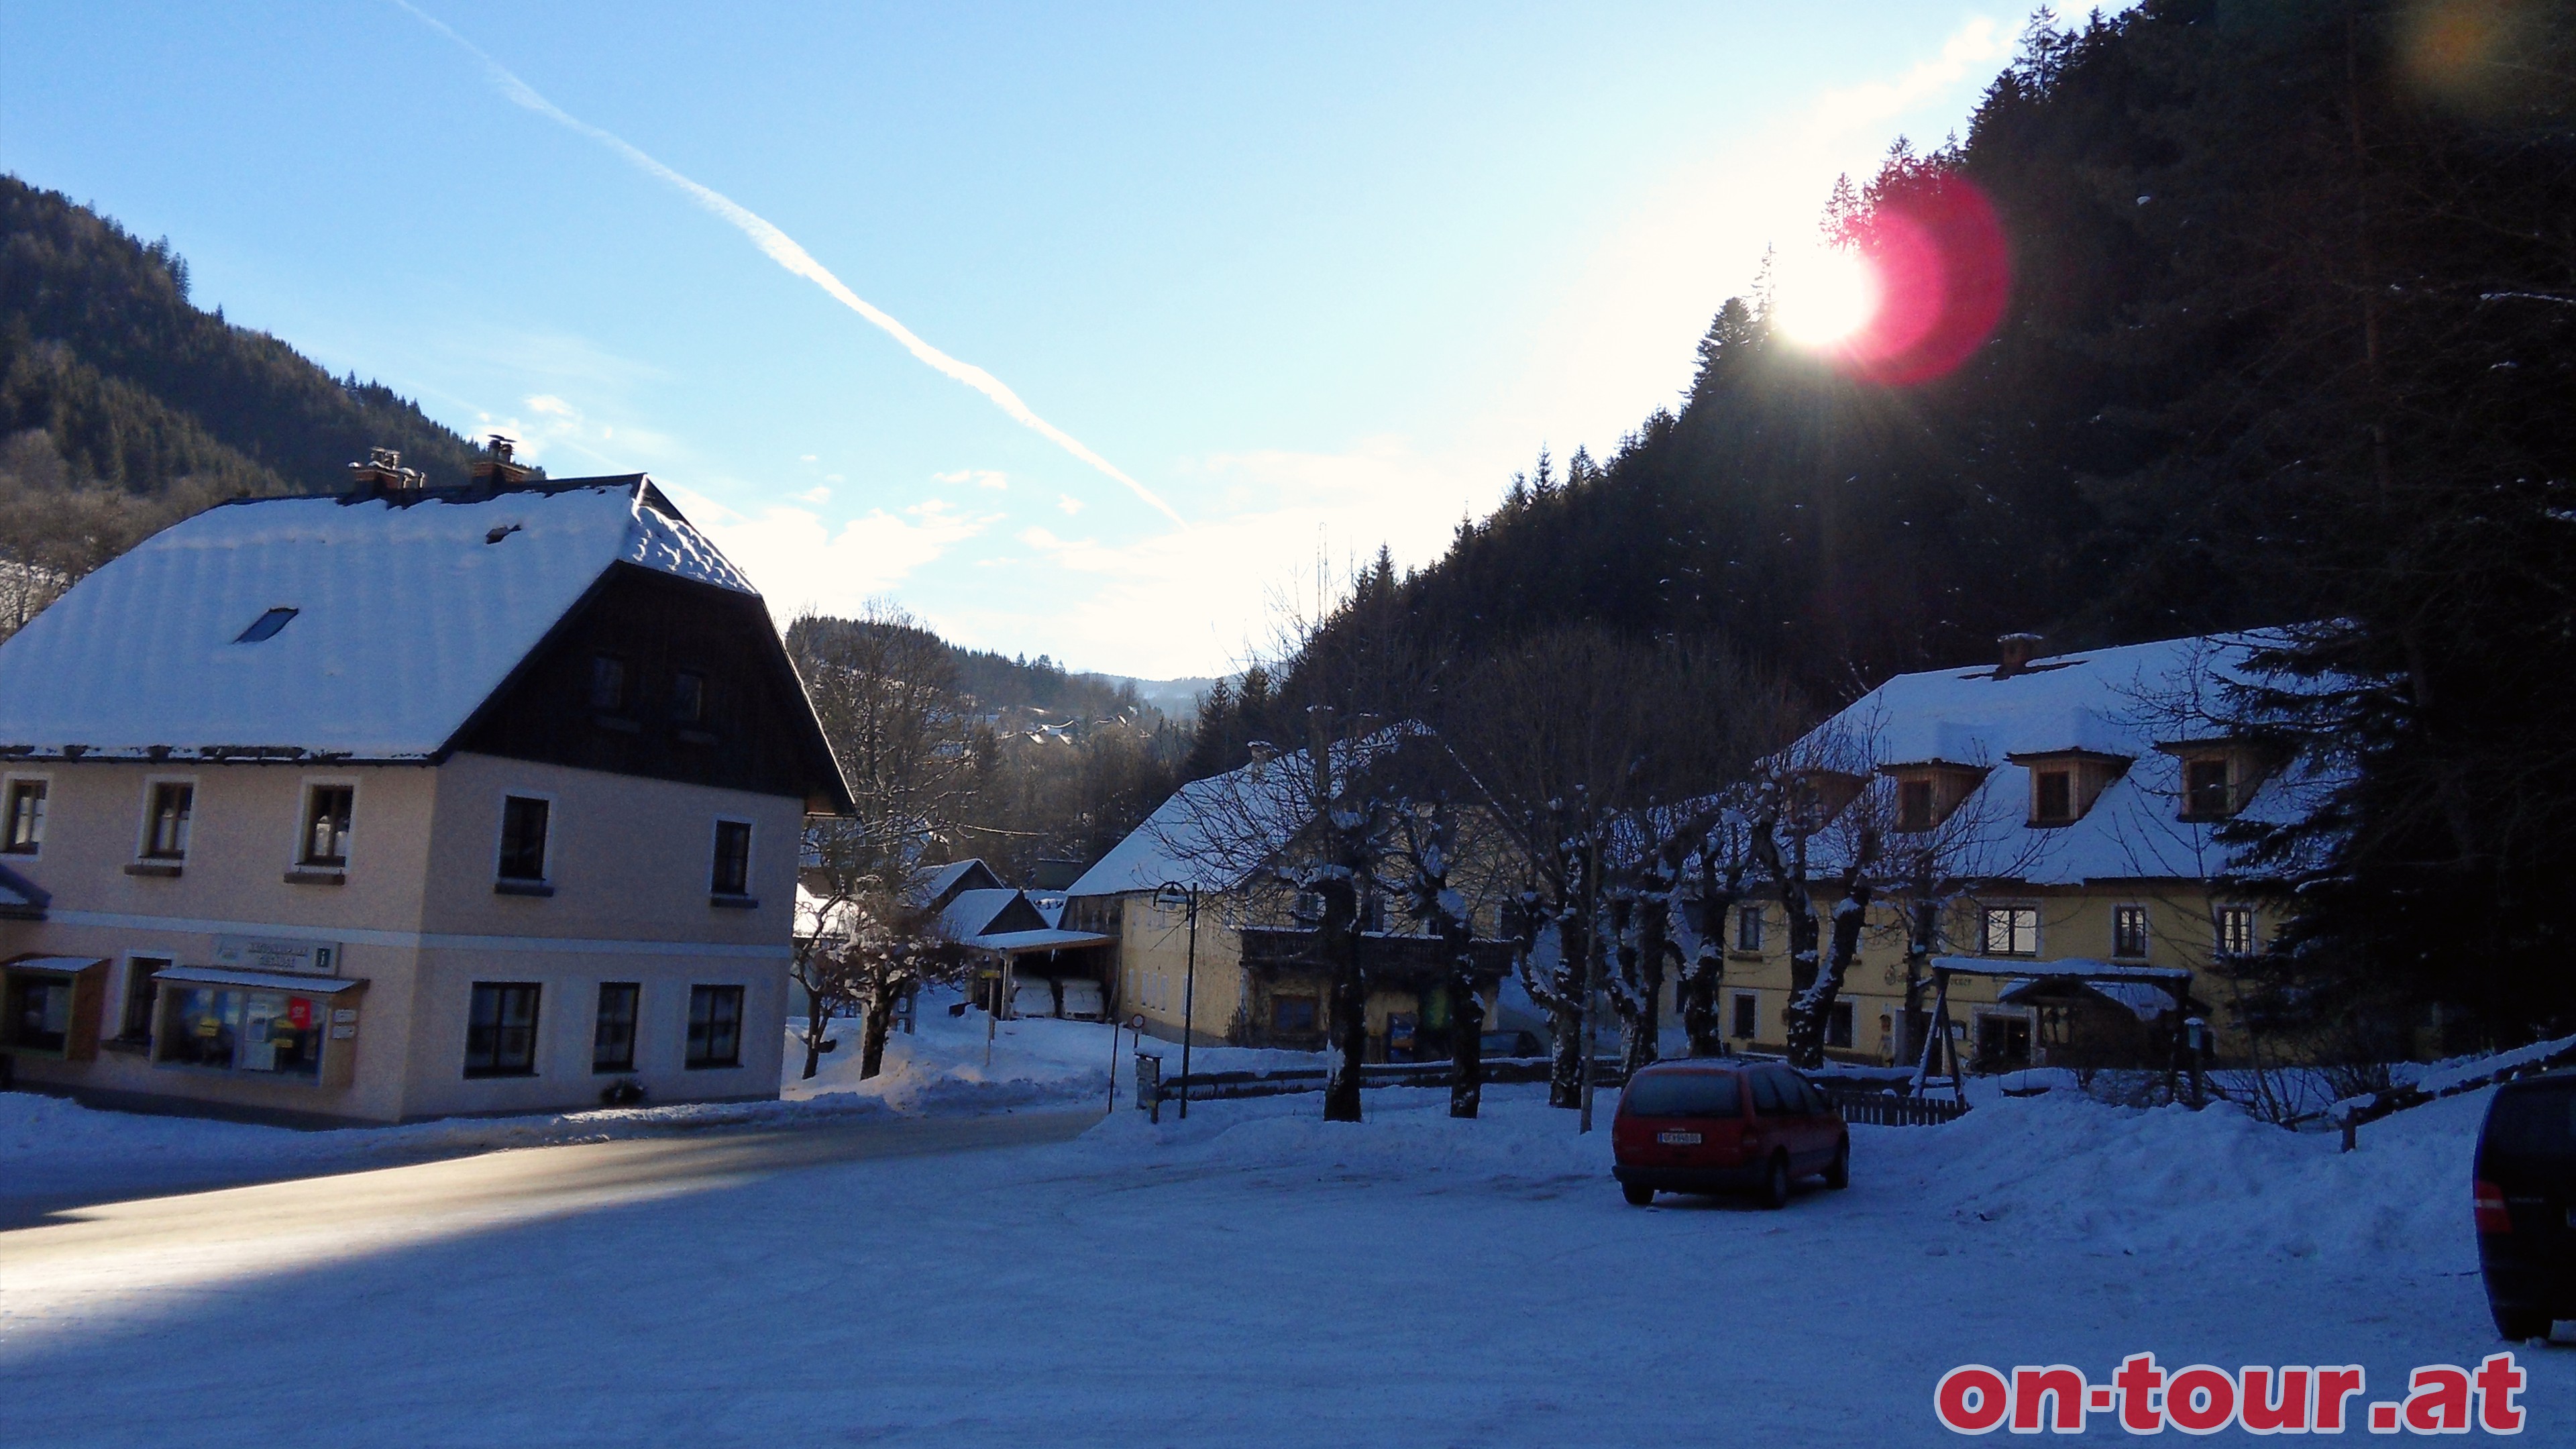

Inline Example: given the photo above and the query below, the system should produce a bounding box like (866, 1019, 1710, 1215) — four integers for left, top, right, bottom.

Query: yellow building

(1705, 633, 2301, 1073)
(1065, 749, 1515, 1059)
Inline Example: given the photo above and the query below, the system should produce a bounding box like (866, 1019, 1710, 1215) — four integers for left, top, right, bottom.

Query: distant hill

(1, 174, 484, 494)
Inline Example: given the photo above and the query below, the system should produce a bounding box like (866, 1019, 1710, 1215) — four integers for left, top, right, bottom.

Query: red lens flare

(1821, 170, 2011, 387)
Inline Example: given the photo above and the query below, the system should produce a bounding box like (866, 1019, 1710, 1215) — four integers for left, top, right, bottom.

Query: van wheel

(1622, 1183, 1654, 1207)
(1758, 1154, 1790, 1210)
(2493, 1305, 2553, 1341)
(1824, 1138, 1850, 1190)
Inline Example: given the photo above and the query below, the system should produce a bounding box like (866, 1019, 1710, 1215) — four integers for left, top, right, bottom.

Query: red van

(1612, 1061, 1849, 1208)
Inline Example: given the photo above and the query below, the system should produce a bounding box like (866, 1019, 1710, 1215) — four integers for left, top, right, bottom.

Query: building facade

(0, 458, 848, 1122)
(1704, 633, 2306, 1073)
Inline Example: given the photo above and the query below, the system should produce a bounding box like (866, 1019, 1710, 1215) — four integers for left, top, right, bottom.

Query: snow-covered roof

(940, 888, 1031, 941)
(1067, 729, 1419, 899)
(970, 927, 1115, 954)
(906, 859, 1004, 910)
(0, 478, 755, 762)
(1792, 632, 2332, 885)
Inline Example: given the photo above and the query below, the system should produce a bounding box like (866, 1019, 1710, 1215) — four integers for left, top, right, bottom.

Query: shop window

(497, 796, 551, 883)
(1825, 1000, 1854, 1050)
(1734, 906, 1764, 953)
(1271, 995, 1319, 1034)
(589, 654, 628, 712)
(464, 982, 541, 1077)
(686, 985, 745, 1068)
(302, 785, 354, 867)
(2218, 906, 2257, 957)
(671, 670, 707, 724)
(593, 982, 640, 1073)
(143, 782, 193, 859)
(120, 957, 170, 1044)
(5, 974, 72, 1054)
(1982, 906, 2040, 957)
(2112, 905, 2150, 960)
(710, 820, 753, 896)
(160, 985, 326, 1077)
(3, 779, 44, 853)
(1731, 992, 1760, 1040)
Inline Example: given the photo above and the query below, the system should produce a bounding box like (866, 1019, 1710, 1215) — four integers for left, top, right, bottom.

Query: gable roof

(906, 859, 1006, 910)
(1791, 631, 2334, 885)
(0, 478, 757, 763)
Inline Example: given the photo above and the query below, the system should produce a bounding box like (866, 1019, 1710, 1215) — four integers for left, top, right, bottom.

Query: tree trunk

(1679, 853, 1745, 1057)
(1318, 877, 1366, 1123)
(1447, 961, 1484, 1119)
(859, 991, 895, 1079)
(802, 981, 826, 1080)
(1784, 871, 1873, 1069)
(1546, 888, 1592, 1109)
(1623, 895, 1672, 1078)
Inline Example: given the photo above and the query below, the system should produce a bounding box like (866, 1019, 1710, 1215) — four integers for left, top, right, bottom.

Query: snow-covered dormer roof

(0, 477, 756, 763)
(1791, 631, 2332, 885)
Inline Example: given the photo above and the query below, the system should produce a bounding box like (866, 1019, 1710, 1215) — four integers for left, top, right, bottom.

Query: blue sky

(2, 3, 2053, 679)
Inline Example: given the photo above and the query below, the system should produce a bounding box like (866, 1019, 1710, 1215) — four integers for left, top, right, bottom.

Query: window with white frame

(1982, 906, 2040, 957)
(1731, 991, 1760, 1040)
(3, 777, 44, 853)
(2112, 904, 2150, 959)
(1734, 905, 1764, 953)
(301, 784, 354, 867)
(142, 781, 194, 859)
(2218, 905, 2257, 957)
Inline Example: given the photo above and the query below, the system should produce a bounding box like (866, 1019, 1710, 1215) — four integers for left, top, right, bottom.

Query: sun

(1772, 246, 1881, 349)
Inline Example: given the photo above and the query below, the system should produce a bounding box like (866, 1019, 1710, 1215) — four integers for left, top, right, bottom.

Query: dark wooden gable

(978, 892, 1051, 936)
(442, 562, 851, 810)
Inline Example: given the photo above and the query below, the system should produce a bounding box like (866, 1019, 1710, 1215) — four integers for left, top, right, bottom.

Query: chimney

(470, 434, 533, 490)
(1996, 633, 2045, 678)
(345, 446, 423, 498)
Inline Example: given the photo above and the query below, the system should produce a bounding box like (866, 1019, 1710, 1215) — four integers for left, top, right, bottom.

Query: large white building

(0, 453, 849, 1122)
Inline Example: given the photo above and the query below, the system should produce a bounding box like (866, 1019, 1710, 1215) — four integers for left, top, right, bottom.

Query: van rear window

(1621, 1073, 1741, 1119)
(2486, 1083, 2576, 1156)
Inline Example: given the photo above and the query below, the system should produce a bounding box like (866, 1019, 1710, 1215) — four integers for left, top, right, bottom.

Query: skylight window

(235, 607, 299, 643)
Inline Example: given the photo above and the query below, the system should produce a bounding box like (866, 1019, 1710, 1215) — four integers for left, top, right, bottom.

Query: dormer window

(235, 607, 299, 643)
(2186, 758, 2231, 818)
(2005, 749, 2131, 828)
(1898, 779, 1935, 831)
(2157, 739, 2280, 822)
(2033, 770, 2074, 824)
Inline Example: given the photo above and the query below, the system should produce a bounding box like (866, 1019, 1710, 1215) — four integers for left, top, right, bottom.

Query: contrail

(396, 2, 1185, 526)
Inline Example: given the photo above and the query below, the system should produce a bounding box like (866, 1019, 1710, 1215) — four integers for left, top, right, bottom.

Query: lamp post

(1155, 879, 1200, 1119)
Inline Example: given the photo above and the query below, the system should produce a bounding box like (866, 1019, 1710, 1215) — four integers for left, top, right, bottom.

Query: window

(143, 782, 193, 859)
(686, 985, 745, 1068)
(592, 982, 640, 1073)
(301, 785, 354, 867)
(2112, 905, 2150, 959)
(497, 796, 550, 882)
(464, 982, 541, 1077)
(1731, 991, 1760, 1040)
(2185, 757, 2232, 818)
(710, 820, 753, 896)
(1748, 1068, 1790, 1115)
(1982, 906, 2040, 957)
(3, 780, 44, 853)
(120, 957, 170, 1043)
(1897, 778, 1935, 831)
(5, 974, 72, 1053)
(233, 606, 298, 643)
(1271, 994, 1319, 1034)
(1734, 905, 1764, 953)
(1976, 1013, 2033, 1070)
(672, 670, 706, 724)
(2218, 906, 2257, 957)
(1621, 1071, 1740, 1118)
(589, 654, 628, 712)
(2033, 769, 2074, 824)
(1825, 1000, 1854, 1050)
(160, 985, 327, 1076)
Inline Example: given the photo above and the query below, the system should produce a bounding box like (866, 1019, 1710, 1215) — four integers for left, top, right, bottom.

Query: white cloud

(1057, 493, 1085, 515)
(793, 486, 832, 504)
(934, 468, 1010, 491)
(663, 486, 997, 623)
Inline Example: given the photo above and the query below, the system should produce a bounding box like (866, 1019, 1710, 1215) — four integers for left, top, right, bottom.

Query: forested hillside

(0, 175, 486, 629)
(1210, 0, 2576, 1038)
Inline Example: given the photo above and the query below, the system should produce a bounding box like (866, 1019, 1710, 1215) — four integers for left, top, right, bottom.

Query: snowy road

(3, 1083, 2568, 1447)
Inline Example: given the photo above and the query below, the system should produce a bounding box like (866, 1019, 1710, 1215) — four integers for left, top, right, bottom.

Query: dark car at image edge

(2475, 1069, 2576, 1340)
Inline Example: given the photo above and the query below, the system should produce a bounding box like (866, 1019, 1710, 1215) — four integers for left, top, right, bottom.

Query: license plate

(1657, 1130, 1703, 1145)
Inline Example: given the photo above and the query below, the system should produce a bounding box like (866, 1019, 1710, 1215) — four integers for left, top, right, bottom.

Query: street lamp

(1154, 879, 1200, 1119)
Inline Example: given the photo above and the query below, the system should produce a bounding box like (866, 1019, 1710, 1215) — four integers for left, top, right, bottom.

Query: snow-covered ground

(3, 1002, 2569, 1445)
